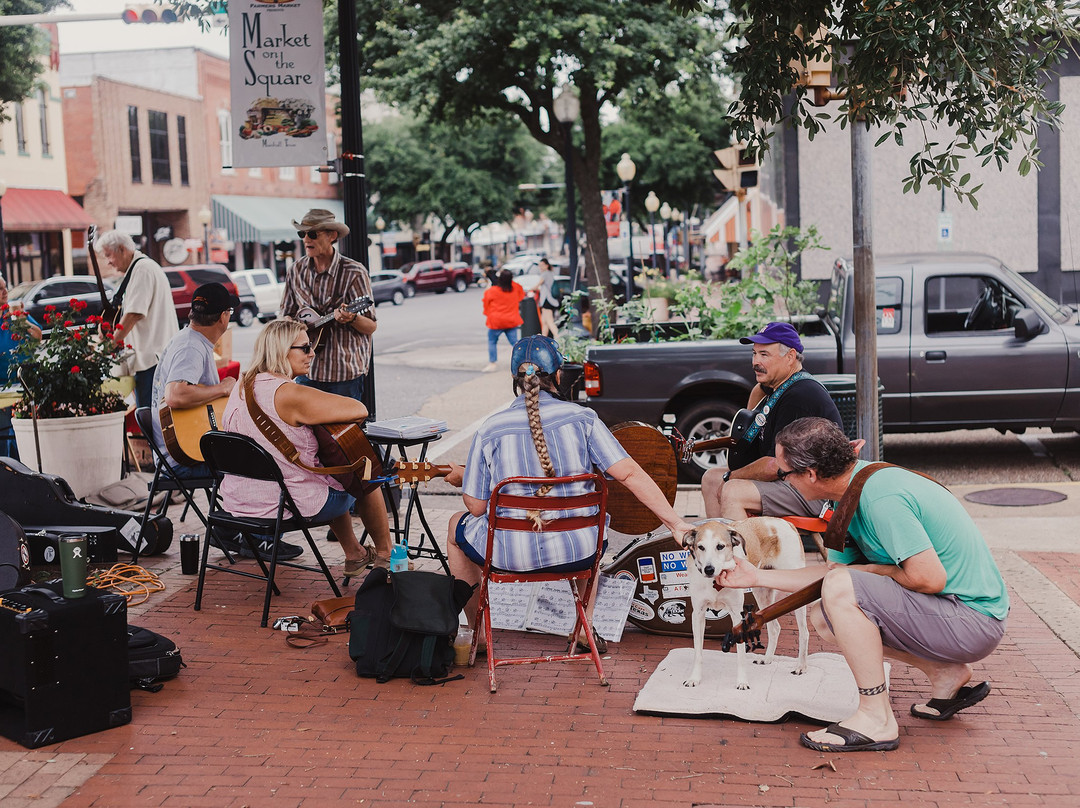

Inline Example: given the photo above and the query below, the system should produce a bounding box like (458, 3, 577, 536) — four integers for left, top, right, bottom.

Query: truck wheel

(453, 277, 468, 293)
(392, 289, 405, 306)
(235, 305, 256, 328)
(674, 400, 740, 484)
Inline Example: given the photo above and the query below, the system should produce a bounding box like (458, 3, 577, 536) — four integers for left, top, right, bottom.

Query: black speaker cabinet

(0, 581, 131, 748)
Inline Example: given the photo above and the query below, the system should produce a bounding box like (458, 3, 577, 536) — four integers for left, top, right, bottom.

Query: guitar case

(0, 510, 32, 591)
(0, 457, 172, 557)
(602, 520, 756, 639)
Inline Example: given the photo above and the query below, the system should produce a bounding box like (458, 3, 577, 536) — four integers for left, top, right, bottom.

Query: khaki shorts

(751, 479, 831, 520)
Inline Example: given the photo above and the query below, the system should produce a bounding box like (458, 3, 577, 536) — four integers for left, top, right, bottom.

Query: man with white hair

(96, 230, 178, 408)
(700, 321, 845, 522)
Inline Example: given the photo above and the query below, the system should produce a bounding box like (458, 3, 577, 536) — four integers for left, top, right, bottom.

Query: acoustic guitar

(670, 407, 755, 464)
(295, 295, 374, 332)
(722, 579, 824, 653)
(159, 397, 229, 465)
(605, 422, 678, 535)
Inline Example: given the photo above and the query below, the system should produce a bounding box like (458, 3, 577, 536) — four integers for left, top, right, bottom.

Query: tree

(0, 0, 67, 122)
(347, 0, 729, 302)
(721, 0, 1080, 206)
(365, 113, 544, 257)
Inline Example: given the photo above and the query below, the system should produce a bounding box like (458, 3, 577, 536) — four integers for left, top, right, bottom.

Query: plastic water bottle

(389, 543, 408, 573)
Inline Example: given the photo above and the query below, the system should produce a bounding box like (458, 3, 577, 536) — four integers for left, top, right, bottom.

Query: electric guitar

(160, 397, 229, 465)
(295, 296, 374, 332)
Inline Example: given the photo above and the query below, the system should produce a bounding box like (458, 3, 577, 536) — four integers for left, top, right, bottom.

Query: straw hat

(290, 209, 350, 237)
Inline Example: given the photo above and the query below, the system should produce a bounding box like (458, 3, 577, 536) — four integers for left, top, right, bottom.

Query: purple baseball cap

(739, 321, 804, 352)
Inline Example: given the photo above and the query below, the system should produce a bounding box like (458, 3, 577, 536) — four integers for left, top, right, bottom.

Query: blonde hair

(241, 318, 307, 389)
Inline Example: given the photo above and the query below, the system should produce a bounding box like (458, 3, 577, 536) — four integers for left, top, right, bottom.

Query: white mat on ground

(634, 649, 891, 724)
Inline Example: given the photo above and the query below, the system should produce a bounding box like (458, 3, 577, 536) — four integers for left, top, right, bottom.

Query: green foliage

(0, 0, 67, 122)
(365, 113, 543, 240)
(7, 302, 127, 419)
(724, 0, 1080, 206)
(727, 225, 826, 318)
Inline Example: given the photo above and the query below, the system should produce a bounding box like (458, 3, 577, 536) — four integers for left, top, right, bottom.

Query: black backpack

(127, 625, 184, 692)
(349, 567, 474, 685)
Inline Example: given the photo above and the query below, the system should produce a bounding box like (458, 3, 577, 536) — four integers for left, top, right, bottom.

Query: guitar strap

(110, 255, 143, 313)
(822, 462, 946, 552)
(740, 370, 814, 444)
(241, 377, 372, 478)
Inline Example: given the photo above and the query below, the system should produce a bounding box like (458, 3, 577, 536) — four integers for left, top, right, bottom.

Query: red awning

(1, 187, 93, 232)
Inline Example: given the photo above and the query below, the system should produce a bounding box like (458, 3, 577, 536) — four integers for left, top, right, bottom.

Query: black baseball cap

(190, 282, 240, 316)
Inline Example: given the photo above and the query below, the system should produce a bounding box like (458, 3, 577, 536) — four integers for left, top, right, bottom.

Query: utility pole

(851, 119, 880, 460)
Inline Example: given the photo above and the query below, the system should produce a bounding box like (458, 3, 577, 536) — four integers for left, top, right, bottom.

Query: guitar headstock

(347, 295, 374, 315)
(396, 460, 448, 486)
(720, 605, 763, 653)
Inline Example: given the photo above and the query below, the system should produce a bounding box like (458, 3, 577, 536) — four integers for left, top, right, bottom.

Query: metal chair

(195, 430, 342, 627)
(132, 406, 219, 565)
(469, 472, 609, 693)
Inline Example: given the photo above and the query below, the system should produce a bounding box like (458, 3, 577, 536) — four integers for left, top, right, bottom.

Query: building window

(217, 109, 234, 174)
(15, 103, 28, 154)
(248, 167, 262, 178)
(37, 89, 50, 156)
(278, 165, 295, 181)
(177, 115, 189, 186)
(148, 110, 170, 184)
(128, 105, 141, 182)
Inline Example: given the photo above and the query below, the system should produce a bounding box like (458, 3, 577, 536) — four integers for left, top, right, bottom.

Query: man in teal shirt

(718, 416, 1008, 754)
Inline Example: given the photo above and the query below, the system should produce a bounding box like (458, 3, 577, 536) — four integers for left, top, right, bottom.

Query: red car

(163, 265, 256, 326)
(398, 260, 473, 295)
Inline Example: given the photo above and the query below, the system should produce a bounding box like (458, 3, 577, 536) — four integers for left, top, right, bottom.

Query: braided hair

(514, 361, 561, 524)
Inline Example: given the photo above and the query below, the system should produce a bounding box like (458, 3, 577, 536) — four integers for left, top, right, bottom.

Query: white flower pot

(12, 410, 127, 499)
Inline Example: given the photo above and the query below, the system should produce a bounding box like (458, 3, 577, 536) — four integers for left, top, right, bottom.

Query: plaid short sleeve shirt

(281, 249, 375, 383)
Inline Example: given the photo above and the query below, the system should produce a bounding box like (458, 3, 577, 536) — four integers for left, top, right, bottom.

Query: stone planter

(12, 410, 127, 499)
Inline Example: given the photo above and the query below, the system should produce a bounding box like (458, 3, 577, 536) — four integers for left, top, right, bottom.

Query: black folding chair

(195, 430, 342, 627)
(132, 406, 221, 565)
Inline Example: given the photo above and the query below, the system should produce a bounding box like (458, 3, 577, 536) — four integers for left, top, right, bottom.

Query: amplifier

(0, 582, 131, 748)
(22, 525, 120, 565)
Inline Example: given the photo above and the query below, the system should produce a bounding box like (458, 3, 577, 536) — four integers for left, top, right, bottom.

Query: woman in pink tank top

(220, 319, 391, 576)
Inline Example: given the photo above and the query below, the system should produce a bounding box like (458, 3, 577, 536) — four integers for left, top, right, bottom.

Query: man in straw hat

(281, 208, 387, 552)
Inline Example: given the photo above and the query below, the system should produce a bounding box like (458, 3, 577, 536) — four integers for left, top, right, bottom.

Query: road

(228, 286, 1080, 485)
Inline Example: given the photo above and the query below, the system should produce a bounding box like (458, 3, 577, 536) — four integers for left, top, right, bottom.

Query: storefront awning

(211, 195, 345, 244)
(1, 188, 93, 231)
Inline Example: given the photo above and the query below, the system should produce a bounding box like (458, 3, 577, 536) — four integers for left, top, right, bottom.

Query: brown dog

(682, 518, 809, 690)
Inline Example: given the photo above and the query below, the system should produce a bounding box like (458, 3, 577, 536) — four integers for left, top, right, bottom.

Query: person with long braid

(446, 335, 695, 650)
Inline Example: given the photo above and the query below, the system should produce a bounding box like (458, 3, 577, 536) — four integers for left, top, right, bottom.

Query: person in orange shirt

(481, 269, 525, 372)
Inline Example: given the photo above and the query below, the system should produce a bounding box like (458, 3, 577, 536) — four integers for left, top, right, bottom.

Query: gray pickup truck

(582, 252, 1080, 481)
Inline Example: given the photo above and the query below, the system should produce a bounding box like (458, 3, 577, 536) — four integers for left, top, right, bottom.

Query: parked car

(163, 265, 257, 327)
(500, 253, 546, 276)
(231, 268, 284, 323)
(399, 259, 473, 295)
(369, 270, 408, 306)
(6, 275, 117, 329)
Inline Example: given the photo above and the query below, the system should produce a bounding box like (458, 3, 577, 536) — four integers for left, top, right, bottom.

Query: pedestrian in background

(536, 258, 560, 340)
(0, 276, 42, 459)
(481, 269, 524, 372)
(96, 230, 178, 409)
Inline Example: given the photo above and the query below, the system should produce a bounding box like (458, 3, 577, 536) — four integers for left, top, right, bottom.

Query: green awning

(211, 195, 345, 243)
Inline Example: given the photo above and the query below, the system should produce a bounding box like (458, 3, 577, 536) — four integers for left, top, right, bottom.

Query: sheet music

(486, 574, 636, 642)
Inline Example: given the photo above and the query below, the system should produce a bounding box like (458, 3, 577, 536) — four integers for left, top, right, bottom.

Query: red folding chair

(470, 472, 609, 693)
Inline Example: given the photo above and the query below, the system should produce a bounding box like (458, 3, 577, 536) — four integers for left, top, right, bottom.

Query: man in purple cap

(700, 321, 845, 524)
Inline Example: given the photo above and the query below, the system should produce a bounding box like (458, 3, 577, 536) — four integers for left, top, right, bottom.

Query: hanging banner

(229, 0, 328, 168)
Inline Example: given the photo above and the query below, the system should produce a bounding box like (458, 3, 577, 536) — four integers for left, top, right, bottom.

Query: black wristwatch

(722, 470, 732, 483)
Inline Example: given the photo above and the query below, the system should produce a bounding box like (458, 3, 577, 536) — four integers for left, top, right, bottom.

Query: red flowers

(70, 365, 81, 374)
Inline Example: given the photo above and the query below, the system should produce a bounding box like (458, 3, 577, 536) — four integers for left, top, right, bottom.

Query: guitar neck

(687, 435, 735, 455)
(725, 579, 823, 649)
(87, 227, 116, 319)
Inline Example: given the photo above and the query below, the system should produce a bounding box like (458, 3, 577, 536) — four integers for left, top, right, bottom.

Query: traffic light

(121, 5, 180, 23)
(712, 144, 759, 191)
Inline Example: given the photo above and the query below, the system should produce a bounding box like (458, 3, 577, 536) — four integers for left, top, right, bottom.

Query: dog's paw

(682, 676, 702, 688)
(752, 657, 767, 665)
(791, 664, 807, 676)
(736, 681, 750, 691)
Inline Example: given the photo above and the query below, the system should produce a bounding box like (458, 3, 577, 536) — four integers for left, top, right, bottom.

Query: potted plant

(6, 300, 131, 498)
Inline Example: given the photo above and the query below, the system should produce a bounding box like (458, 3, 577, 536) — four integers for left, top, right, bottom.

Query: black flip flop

(910, 681, 991, 721)
(800, 723, 900, 753)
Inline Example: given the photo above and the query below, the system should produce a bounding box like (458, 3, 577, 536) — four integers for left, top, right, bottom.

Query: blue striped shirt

(461, 392, 629, 571)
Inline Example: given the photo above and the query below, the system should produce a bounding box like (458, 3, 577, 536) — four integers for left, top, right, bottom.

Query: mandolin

(160, 397, 229, 465)
(295, 295, 374, 332)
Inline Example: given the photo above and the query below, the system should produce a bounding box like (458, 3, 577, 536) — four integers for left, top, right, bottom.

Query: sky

(55, 0, 230, 57)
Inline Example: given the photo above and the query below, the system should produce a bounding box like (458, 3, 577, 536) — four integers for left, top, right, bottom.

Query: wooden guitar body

(606, 421, 677, 535)
(160, 397, 229, 465)
(312, 422, 384, 497)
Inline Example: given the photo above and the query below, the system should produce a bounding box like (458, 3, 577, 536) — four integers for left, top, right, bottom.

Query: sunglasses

(776, 466, 803, 482)
(290, 343, 314, 354)
(297, 230, 324, 239)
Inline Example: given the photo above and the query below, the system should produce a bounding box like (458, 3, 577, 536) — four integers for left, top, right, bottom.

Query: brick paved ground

(3, 487, 1079, 808)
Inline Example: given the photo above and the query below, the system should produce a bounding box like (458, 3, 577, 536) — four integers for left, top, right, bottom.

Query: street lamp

(0, 180, 7, 283)
(644, 191, 659, 271)
(671, 208, 683, 271)
(375, 216, 386, 270)
(615, 153, 636, 302)
(553, 86, 581, 292)
(659, 201, 672, 277)
(197, 206, 212, 263)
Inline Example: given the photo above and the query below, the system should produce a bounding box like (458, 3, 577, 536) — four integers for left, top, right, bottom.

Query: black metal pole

(337, 0, 375, 419)
(648, 209, 656, 269)
(564, 123, 580, 294)
(624, 184, 633, 301)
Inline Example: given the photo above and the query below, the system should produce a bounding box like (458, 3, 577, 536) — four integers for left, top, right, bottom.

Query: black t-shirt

(727, 377, 844, 470)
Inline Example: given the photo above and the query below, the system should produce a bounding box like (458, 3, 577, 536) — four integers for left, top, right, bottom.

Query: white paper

(486, 574, 636, 642)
